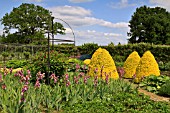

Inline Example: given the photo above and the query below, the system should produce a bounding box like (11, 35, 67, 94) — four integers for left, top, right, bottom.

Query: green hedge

(103, 43, 170, 63)
(76, 43, 170, 63)
(0, 43, 169, 63)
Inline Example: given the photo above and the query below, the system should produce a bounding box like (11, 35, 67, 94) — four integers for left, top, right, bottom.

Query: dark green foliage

(10, 53, 15, 57)
(0, 43, 169, 63)
(6, 60, 27, 68)
(113, 55, 126, 62)
(1, 52, 9, 58)
(23, 51, 30, 60)
(115, 62, 124, 67)
(54, 44, 75, 56)
(1, 52, 9, 63)
(159, 80, 170, 96)
(139, 75, 170, 94)
(128, 5, 170, 45)
(159, 61, 170, 71)
(78, 43, 99, 55)
(27, 51, 69, 82)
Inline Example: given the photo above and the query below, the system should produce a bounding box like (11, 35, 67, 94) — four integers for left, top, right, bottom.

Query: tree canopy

(128, 5, 170, 45)
(0, 3, 65, 44)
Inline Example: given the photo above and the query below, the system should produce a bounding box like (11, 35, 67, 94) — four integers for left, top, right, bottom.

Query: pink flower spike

(65, 73, 69, 80)
(76, 64, 80, 70)
(66, 80, 71, 87)
(9, 68, 13, 74)
(27, 70, 31, 75)
(35, 80, 40, 88)
(21, 85, 28, 93)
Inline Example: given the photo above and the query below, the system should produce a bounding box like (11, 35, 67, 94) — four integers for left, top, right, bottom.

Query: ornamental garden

(0, 43, 170, 112)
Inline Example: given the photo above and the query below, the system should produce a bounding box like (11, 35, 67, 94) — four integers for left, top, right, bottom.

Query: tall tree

(0, 3, 65, 44)
(128, 5, 170, 45)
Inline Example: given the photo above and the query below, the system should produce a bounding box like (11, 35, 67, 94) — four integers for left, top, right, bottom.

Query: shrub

(1, 52, 9, 58)
(1, 52, 9, 63)
(23, 51, 30, 60)
(135, 51, 160, 83)
(158, 61, 170, 71)
(66, 58, 83, 64)
(11, 53, 15, 58)
(79, 43, 99, 55)
(123, 51, 140, 78)
(27, 51, 69, 82)
(83, 59, 91, 65)
(159, 80, 170, 96)
(6, 59, 27, 69)
(88, 48, 119, 79)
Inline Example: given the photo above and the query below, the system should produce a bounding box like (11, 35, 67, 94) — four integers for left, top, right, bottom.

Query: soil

(123, 78, 170, 102)
(138, 88, 170, 102)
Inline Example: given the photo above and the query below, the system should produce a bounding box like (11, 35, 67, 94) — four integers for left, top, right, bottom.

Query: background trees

(0, 3, 65, 44)
(128, 5, 170, 45)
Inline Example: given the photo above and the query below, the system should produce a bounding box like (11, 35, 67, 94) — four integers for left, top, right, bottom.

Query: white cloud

(111, 0, 136, 9)
(0, 29, 3, 35)
(55, 29, 126, 46)
(51, 5, 91, 17)
(49, 6, 128, 28)
(68, 0, 94, 3)
(149, 0, 170, 11)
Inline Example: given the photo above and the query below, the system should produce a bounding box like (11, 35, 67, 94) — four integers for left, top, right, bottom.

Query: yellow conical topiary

(123, 51, 140, 78)
(135, 50, 160, 83)
(88, 48, 119, 79)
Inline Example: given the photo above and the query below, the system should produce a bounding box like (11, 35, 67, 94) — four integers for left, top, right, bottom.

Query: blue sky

(0, 0, 170, 45)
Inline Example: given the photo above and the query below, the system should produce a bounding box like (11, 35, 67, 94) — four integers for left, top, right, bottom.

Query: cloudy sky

(0, 0, 170, 45)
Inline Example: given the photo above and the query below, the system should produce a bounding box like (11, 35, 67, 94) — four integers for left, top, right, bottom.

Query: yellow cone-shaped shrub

(123, 51, 140, 78)
(135, 50, 160, 83)
(88, 48, 119, 79)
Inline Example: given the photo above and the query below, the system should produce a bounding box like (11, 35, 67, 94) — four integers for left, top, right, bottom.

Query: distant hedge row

(0, 43, 169, 62)
(55, 43, 170, 63)
(102, 43, 170, 63)
(76, 43, 170, 63)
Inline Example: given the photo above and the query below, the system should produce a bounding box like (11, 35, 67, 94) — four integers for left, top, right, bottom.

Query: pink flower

(76, 64, 80, 70)
(21, 85, 28, 95)
(66, 80, 70, 87)
(74, 76, 79, 84)
(35, 80, 40, 88)
(27, 70, 31, 75)
(78, 72, 84, 77)
(36, 71, 45, 80)
(65, 73, 69, 81)
(50, 73, 58, 83)
(9, 68, 13, 74)
(1, 84, 6, 90)
(83, 76, 90, 84)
